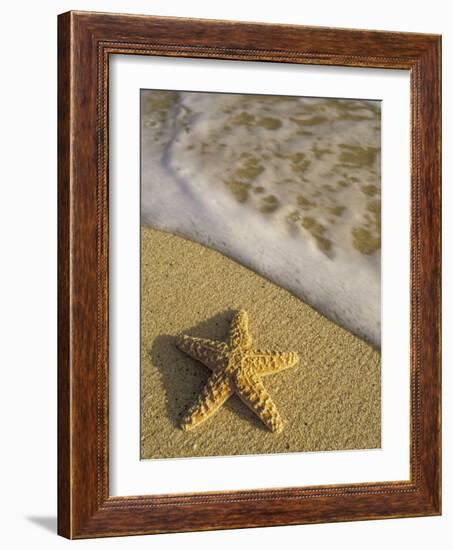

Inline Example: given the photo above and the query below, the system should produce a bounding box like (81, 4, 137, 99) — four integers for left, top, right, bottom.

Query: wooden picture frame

(57, 10, 441, 539)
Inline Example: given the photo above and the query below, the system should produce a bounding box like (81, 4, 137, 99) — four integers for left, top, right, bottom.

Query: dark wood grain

(57, 10, 441, 539)
(57, 11, 71, 538)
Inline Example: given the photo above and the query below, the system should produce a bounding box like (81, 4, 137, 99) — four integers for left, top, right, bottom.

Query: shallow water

(141, 90, 381, 347)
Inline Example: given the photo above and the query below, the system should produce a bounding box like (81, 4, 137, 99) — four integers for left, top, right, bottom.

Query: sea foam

(141, 90, 381, 347)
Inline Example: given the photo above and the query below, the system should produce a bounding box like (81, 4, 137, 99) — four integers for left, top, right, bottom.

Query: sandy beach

(141, 225, 381, 459)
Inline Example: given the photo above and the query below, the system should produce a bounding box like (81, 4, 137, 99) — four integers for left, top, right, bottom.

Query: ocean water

(141, 90, 381, 347)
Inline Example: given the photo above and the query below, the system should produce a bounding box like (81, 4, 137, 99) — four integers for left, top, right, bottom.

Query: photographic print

(140, 89, 381, 460)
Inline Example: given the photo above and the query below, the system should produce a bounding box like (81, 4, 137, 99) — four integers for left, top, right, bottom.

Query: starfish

(176, 310, 299, 433)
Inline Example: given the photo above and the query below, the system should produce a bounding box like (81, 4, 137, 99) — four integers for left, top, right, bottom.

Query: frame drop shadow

(26, 515, 57, 533)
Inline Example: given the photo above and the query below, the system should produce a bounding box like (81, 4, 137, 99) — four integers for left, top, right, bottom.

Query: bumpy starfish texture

(176, 310, 299, 433)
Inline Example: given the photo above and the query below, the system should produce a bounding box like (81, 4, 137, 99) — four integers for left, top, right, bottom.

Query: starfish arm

(229, 310, 253, 350)
(234, 371, 284, 433)
(244, 350, 299, 376)
(176, 335, 228, 372)
(181, 372, 233, 431)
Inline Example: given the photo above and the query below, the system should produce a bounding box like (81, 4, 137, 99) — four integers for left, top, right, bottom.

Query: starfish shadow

(149, 309, 268, 432)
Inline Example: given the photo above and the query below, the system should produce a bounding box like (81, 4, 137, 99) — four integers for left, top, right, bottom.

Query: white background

(111, 57, 410, 495)
(0, 0, 450, 548)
